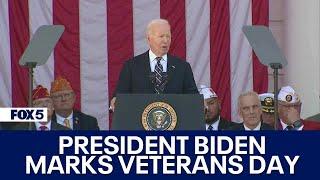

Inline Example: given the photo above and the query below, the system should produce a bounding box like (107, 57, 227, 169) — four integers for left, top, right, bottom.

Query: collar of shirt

(149, 50, 167, 72)
(280, 119, 288, 130)
(56, 112, 74, 129)
(206, 116, 221, 131)
(35, 121, 52, 131)
(244, 121, 261, 131)
(280, 119, 304, 131)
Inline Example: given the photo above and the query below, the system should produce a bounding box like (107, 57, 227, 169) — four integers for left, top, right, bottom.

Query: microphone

(149, 72, 169, 84)
(162, 72, 168, 82)
(150, 64, 174, 90)
(149, 72, 155, 84)
(150, 65, 174, 82)
(164, 65, 175, 83)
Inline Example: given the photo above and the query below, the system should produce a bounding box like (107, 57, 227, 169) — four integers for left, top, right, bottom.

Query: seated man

(14, 85, 70, 131)
(199, 85, 235, 130)
(230, 91, 273, 130)
(259, 93, 275, 127)
(50, 77, 99, 130)
(278, 86, 320, 130)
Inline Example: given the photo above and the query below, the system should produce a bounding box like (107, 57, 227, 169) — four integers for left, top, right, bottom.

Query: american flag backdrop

(0, 0, 268, 130)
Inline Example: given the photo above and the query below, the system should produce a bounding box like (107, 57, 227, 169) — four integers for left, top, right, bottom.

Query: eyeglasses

(33, 99, 52, 107)
(51, 92, 74, 100)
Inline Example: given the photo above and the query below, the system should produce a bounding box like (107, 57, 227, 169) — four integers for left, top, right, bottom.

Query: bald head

(146, 19, 171, 57)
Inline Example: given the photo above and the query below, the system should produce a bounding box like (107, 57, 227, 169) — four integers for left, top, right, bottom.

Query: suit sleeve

(91, 117, 100, 130)
(114, 61, 132, 96)
(183, 62, 199, 94)
(84, 114, 100, 130)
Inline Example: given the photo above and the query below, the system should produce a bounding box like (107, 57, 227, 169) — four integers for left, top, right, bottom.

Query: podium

(112, 94, 204, 130)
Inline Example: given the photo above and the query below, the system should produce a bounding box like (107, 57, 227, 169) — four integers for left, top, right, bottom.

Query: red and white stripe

(0, 0, 268, 129)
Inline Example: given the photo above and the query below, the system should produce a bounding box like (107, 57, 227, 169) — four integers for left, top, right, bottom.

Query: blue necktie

(208, 125, 213, 131)
(154, 57, 164, 94)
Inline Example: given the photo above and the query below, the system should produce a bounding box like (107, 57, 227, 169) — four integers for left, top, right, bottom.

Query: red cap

(32, 85, 50, 101)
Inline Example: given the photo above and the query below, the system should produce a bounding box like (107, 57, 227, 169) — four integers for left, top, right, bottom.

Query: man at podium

(110, 19, 198, 111)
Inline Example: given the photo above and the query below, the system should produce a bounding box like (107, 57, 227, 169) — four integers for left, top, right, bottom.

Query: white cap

(198, 85, 218, 100)
(259, 93, 274, 113)
(259, 93, 274, 102)
(278, 86, 300, 103)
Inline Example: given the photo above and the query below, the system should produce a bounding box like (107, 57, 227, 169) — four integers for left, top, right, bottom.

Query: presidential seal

(141, 102, 177, 131)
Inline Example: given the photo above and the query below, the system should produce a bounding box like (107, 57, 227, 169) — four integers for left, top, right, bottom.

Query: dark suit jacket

(0, 122, 19, 130)
(52, 110, 100, 130)
(115, 51, 198, 95)
(229, 122, 274, 130)
(278, 119, 320, 130)
(12, 121, 70, 130)
(218, 118, 236, 130)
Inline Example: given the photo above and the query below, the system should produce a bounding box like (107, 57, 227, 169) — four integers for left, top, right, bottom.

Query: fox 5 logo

(0, 108, 47, 122)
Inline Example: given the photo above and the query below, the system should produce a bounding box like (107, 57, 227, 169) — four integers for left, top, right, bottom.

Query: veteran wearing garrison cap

(14, 85, 70, 131)
(259, 93, 275, 127)
(199, 85, 234, 131)
(51, 77, 99, 130)
(278, 86, 320, 130)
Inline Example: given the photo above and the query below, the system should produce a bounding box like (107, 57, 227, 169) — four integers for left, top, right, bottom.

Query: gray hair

(146, 19, 170, 36)
(237, 91, 261, 109)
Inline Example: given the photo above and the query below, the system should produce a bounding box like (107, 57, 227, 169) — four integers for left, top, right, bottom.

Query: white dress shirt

(280, 119, 304, 131)
(149, 50, 167, 72)
(35, 121, 52, 131)
(206, 116, 221, 131)
(244, 122, 261, 131)
(56, 112, 74, 129)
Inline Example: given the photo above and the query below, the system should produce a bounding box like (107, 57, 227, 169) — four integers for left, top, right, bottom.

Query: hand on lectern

(109, 97, 116, 113)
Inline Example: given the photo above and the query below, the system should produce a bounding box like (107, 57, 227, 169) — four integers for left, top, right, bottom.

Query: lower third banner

(0, 131, 319, 180)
